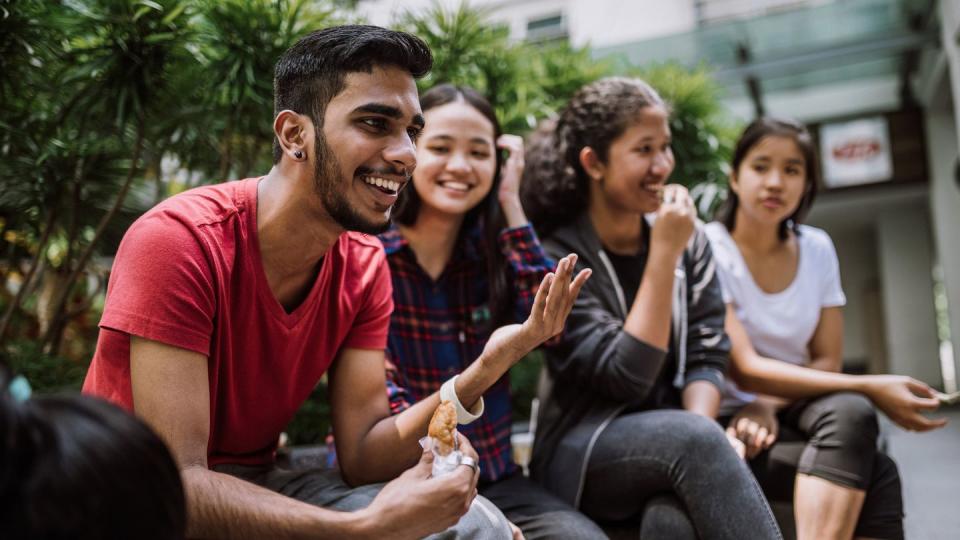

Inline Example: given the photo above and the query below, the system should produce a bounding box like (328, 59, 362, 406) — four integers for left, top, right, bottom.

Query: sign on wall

(819, 116, 894, 188)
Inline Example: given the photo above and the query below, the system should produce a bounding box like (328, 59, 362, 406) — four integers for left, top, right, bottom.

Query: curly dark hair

(521, 77, 666, 237)
(715, 117, 820, 240)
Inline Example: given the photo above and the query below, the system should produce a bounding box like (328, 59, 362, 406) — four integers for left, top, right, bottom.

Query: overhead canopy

(593, 0, 938, 99)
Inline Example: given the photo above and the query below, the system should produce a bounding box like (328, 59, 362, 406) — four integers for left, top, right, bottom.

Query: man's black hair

(272, 25, 433, 163)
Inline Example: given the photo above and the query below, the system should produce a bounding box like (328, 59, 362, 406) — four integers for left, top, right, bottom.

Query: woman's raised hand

(496, 134, 530, 228)
(496, 134, 525, 205)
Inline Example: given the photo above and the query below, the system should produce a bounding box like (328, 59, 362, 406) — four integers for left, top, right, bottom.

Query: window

(526, 12, 567, 43)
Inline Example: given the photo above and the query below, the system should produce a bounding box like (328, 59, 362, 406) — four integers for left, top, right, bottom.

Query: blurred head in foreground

(1, 365, 186, 540)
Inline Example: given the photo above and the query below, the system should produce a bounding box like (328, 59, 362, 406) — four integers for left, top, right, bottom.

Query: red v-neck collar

(243, 177, 335, 328)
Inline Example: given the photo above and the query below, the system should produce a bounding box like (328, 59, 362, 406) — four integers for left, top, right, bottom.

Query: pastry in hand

(428, 400, 457, 456)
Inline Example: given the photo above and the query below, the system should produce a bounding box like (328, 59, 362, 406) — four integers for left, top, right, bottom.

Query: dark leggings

(578, 409, 782, 540)
(728, 392, 904, 540)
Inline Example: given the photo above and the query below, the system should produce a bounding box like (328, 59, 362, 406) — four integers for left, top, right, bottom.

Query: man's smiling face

(311, 65, 423, 234)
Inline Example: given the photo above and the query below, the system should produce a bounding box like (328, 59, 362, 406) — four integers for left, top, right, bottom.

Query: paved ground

(885, 404, 960, 539)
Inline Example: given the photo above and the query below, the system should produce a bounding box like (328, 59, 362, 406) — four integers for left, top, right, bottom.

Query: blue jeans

(579, 410, 782, 540)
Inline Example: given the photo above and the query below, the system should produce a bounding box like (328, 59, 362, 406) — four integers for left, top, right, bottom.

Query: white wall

(876, 206, 942, 386)
(807, 185, 937, 378)
(356, 0, 697, 47)
(916, 0, 960, 388)
(564, 0, 696, 48)
(827, 226, 880, 369)
(925, 107, 960, 390)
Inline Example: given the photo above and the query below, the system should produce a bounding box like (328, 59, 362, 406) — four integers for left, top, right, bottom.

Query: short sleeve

(703, 223, 735, 304)
(342, 247, 394, 350)
(815, 230, 846, 308)
(99, 212, 216, 355)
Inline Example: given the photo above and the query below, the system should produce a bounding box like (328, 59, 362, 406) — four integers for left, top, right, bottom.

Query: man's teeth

(363, 177, 400, 191)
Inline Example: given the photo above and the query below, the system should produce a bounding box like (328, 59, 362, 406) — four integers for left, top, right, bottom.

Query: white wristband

(440, 375, 484, 425)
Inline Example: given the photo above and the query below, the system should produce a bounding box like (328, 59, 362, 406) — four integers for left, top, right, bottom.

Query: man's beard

(313, 131, 392, 235)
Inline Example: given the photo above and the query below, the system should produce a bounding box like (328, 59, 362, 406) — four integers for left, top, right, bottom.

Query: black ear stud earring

(294, 150, 304, 160)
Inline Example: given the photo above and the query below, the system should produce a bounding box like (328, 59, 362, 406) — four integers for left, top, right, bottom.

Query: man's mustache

(355, 165, 411, 180)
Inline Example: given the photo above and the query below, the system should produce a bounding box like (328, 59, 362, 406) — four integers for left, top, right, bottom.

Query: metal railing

(695, 0, 831, 25)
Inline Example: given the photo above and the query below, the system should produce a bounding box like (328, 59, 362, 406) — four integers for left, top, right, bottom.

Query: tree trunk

(41, 119, 147, 354)
(0, 205, 59, 346)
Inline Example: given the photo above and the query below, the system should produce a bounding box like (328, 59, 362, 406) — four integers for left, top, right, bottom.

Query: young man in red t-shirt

(84, 25, 586, 539)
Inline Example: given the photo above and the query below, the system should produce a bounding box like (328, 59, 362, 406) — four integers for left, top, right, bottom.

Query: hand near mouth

(651, 184, 696, 261)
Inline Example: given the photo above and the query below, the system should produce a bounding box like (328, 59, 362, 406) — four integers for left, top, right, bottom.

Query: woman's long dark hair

(716, 117, 820, 240)
(392, 84, 514, 329)
(521, 77, 666, 238)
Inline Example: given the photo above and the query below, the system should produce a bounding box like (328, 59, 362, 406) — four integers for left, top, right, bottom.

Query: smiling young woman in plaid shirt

(376, 84, 602, 540)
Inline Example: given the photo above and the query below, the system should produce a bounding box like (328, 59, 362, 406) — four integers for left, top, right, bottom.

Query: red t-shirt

(83, 178, 393, 466)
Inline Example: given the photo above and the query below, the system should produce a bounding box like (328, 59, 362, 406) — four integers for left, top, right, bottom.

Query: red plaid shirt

(380, 222, 553, 482)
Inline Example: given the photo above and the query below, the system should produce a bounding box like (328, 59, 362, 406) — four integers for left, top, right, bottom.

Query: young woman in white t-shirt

(707, 117, 946, 540)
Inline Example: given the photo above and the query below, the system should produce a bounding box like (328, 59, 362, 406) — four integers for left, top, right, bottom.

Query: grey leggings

(579, 409, 782, 540)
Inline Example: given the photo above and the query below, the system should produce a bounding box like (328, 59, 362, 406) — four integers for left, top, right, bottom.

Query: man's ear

(274, 110, 310, 162)
(578, 146, 605, 182)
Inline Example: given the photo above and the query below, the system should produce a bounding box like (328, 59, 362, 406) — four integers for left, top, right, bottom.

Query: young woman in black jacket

(521, 77, 781, 539)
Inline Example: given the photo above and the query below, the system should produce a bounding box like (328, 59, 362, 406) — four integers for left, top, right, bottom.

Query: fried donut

(428, 400, 457, 456)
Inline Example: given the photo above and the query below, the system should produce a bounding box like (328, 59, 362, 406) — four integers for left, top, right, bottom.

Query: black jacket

(531, 212, 730, 508)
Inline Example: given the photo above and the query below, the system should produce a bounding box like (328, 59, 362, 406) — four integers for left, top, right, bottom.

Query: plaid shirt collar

(381, 222, 484, 261)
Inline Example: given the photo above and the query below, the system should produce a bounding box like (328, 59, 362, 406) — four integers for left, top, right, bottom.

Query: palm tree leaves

(401, 1, 611, 134)
(193, 0, 344, 178)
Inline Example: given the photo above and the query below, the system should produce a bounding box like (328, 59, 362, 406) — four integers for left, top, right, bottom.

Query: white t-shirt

(704, 222, 846, 414)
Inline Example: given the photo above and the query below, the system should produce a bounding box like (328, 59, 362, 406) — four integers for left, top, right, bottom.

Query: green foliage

(402, 4, 732, 220)
(284, 379, 331, 445)
(402, 1, 609, 134)
(6, 340, 88, 392)
(193, 0, 345, 179)
(0, 0, 346, 357)
(510, 349, 543, 423)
